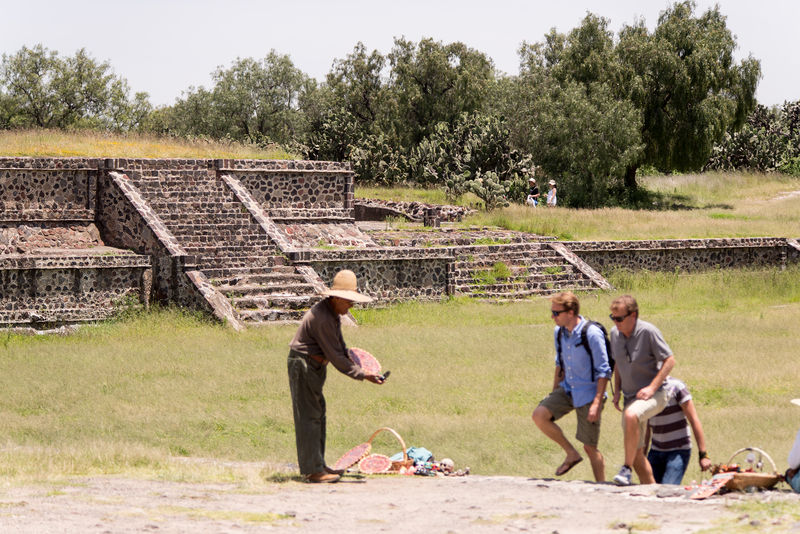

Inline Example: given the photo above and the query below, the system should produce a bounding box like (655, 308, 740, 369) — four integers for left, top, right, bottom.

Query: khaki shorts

(622, 388, 670, 448)
(538, 386, 604, 448)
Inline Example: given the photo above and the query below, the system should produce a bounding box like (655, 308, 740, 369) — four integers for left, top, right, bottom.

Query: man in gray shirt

(609, 295, 675, 486)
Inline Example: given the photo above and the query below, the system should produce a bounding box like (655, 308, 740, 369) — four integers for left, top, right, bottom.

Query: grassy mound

(0, 129, 299, 160)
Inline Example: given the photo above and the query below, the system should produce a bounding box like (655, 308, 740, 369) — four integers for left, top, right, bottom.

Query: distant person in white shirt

(546, 180, 557, 207)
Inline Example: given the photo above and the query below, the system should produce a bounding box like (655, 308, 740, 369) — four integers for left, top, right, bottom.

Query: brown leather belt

(308, 354, 328, 365)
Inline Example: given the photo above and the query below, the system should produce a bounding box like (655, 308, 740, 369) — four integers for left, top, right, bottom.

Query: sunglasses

(609, 312, 631, 323)
(551, 309, 568, 317)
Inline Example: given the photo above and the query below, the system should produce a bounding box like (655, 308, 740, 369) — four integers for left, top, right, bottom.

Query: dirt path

(3, 473, 796, 533)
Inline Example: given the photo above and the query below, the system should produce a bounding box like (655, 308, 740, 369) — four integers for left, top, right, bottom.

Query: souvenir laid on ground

(331, 442, 371, 473)
(689, 473, 735, 500)
(348, 347, 381, 375)
(723, 447, 780, 491)
(358, 454, 393, 474)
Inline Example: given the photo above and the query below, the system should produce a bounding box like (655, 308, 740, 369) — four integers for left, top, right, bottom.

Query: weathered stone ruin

(2, 156, 799, 331)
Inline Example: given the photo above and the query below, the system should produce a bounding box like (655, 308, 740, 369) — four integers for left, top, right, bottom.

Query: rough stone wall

(95, 171, 186, 303)
(217, 159, 353, 219)
(0, 222, 103, 254)
(0, 157, 98, 220)
(0, 254, 151, 324)
(312, 258, 450, 302)
(567, 238, 799, 272)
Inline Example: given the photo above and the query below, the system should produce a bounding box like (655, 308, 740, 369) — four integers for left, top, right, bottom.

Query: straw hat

(791, 399, 800, 407)
(548, 180, 556, 186)
(322, 270, 373, 303)
(528, 177, 536, 183)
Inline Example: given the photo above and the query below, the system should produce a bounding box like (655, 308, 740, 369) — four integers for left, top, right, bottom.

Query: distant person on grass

(533, 291, 612, 482)
(526, 176, 540, 207)
(546, 180, 557, 207)
(287, 270, 385, 483)
(644, 376, 712, 484)
(609, 295, 675, 486)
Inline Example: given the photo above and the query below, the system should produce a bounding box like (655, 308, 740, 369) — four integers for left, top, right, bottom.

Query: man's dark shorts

(538, 386, 604, 447)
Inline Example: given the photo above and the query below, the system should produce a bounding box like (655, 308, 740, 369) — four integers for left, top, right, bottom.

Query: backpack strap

(578, 321, 596, 382)
(556, 326, 565, 374)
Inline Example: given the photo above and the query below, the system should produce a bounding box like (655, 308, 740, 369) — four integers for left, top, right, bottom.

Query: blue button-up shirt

(554, 317, 612, 408)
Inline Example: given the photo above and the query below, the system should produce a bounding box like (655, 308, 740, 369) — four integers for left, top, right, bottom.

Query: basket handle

(367, 427, 408, 462)
(726, 447, 778, 473)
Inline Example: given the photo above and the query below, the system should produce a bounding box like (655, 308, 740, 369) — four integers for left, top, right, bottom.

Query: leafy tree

(524, 81, 643, 207)
(0, 44, 150, 130)
(504, 2, 760, 205)
(388, 38, 495, 146)
(617, 1, 761, 186)
(155, 51, 310, 145)
(508, 16, 643, 207)
(304, 43, 391, 161)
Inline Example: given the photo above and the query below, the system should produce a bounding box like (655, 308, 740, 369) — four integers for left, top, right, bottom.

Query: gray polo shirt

(610, 318, 672, 399)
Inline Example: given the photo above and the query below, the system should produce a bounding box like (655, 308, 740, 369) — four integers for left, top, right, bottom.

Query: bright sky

(2, 0, 797, 108)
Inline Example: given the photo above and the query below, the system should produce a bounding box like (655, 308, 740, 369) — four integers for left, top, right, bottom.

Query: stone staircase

(126, 169, 319, 322)
(450, 241, 599, 298)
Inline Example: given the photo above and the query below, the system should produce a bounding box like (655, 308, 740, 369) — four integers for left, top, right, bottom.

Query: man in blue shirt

(532, 291, 612, 482)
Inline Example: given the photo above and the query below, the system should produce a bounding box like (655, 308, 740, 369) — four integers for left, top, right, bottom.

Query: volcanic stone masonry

(1, 156, 799, 330)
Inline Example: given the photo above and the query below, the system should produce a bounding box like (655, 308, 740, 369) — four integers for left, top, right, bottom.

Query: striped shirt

(649, 377, 692, 452)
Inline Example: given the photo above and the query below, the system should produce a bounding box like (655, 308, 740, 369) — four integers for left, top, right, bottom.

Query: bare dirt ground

(2, 472, 798, 533)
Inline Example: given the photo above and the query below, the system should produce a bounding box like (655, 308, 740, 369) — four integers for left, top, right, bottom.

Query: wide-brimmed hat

(322, 270, 373, 303)
(791, 399, 800, 407)
(548, 180, 556, 186)
(528, 177, 536, 183)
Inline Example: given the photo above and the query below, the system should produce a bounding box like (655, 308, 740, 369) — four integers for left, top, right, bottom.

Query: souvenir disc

(358, 454, 393, 474)
(331, 442, 372, 472)
(349, 347, 381, 375)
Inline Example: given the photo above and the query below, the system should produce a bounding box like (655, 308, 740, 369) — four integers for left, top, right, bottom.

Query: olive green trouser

(287, 349, 327, 475)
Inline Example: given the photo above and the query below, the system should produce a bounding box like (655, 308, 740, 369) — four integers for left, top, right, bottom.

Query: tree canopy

(1, 2, 771, 208)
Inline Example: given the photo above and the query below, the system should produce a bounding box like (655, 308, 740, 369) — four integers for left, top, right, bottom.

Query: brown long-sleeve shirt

(289, 299, 365, 380)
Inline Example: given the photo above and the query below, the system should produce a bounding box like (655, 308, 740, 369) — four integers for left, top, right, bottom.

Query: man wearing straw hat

(288, 269, 385, 483)
(787, 399, 800, 492)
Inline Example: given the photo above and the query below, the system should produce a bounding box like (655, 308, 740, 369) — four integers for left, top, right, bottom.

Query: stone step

(173, 236, 270, 248)
(452, 271, 582, 284)
(459, 281, 597, 298)
(452, 257, 568, 270)
(183, 244, 279, 256)
(237, 308, 309, 322)
(169, 222, 265, 234)
(133, 187, 229, 198)
(217, 281, 316, 296)
(146, 200, 243, 211)
(453, 250, 562, 262)
(231, 294, 317, 310)
(202, 263, 293, 279)
(453, 274, 589, 289)
(197, 255, 289, 270)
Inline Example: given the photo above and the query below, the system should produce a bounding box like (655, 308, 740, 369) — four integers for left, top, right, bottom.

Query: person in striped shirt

(645, 377, 712, 484)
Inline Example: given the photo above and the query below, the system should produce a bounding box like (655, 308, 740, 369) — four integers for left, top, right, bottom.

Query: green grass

(363, 172, 800, 240)
(2, 266, 800, 487)
(356, 185, 483, 208)
(0, 129, 298, 159)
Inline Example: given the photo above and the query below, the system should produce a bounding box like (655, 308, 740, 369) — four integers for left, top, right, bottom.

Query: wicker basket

(367, 427, 413, 473)
(724, 447, 780, 491)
